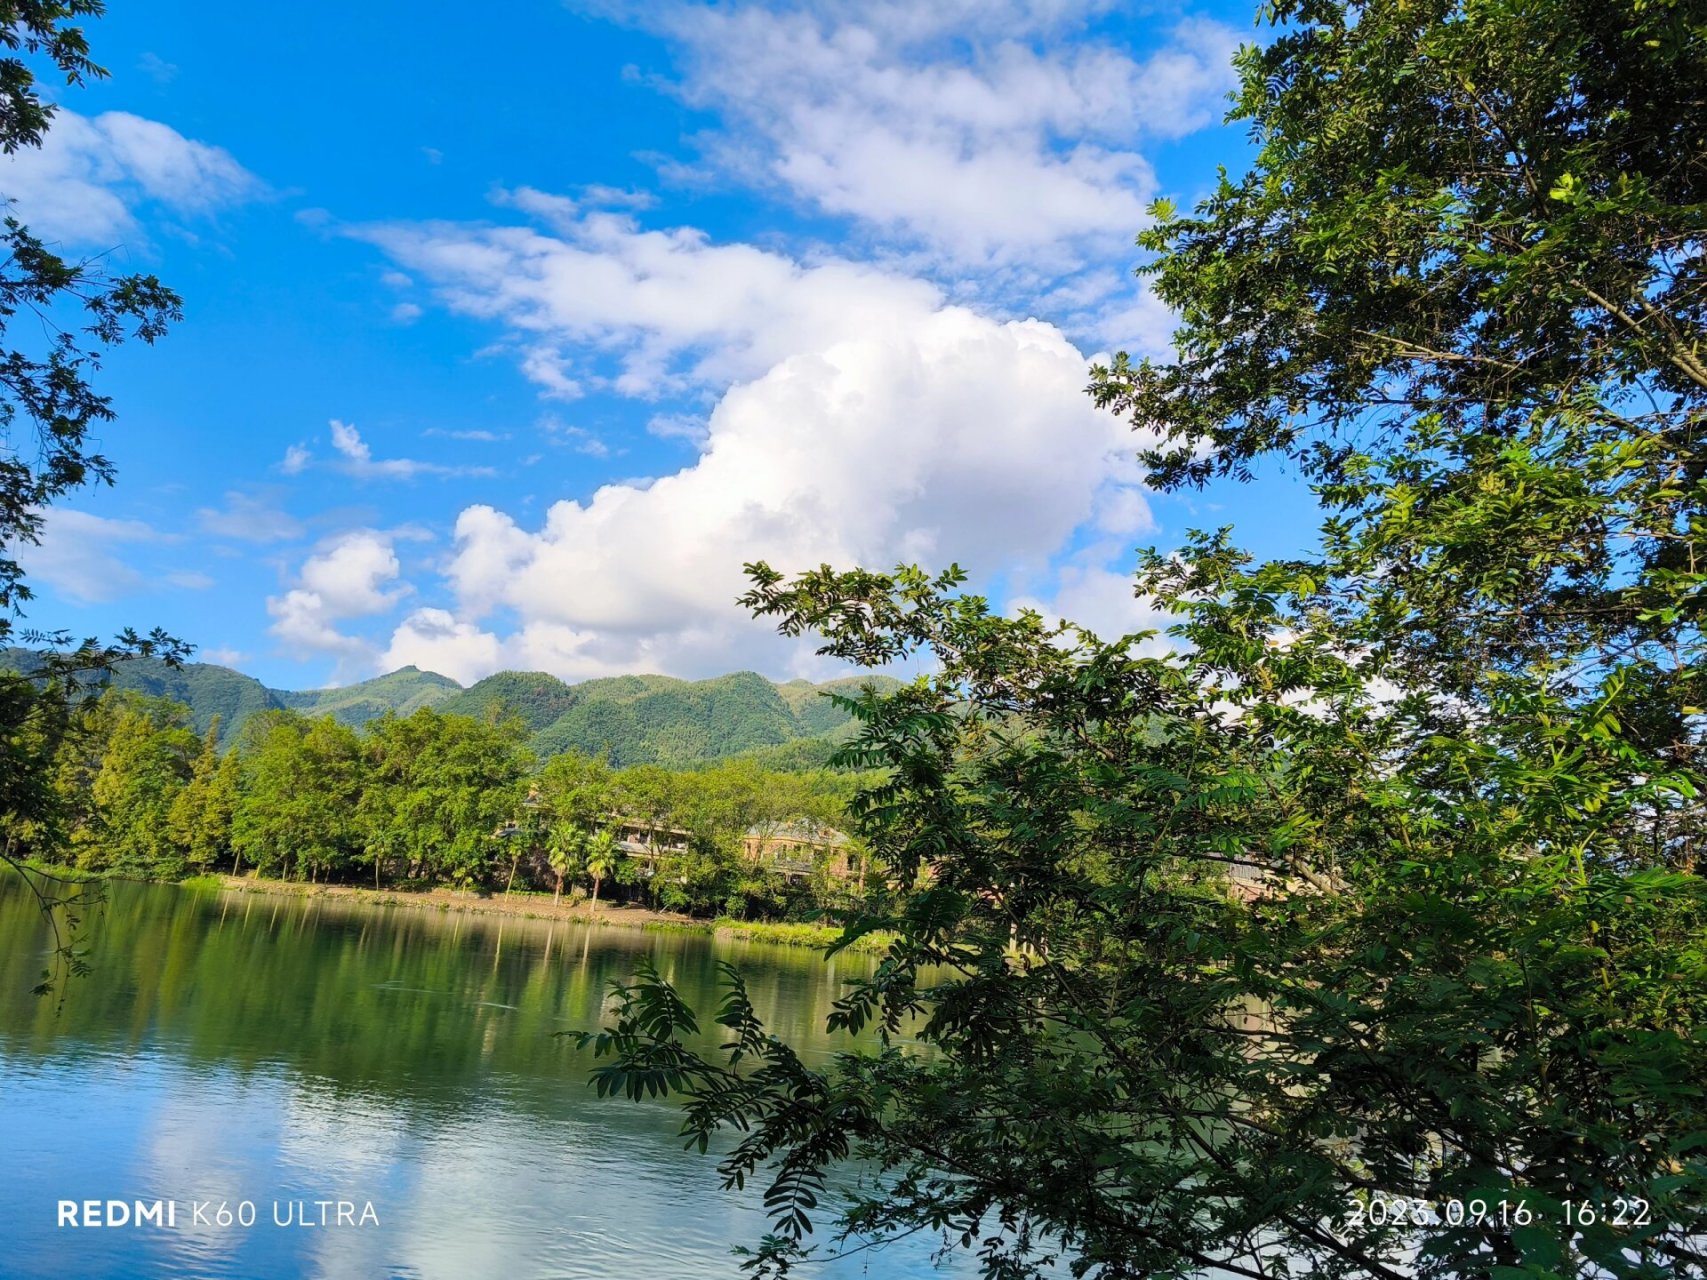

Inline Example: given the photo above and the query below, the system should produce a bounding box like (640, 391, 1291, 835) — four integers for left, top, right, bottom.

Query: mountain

(0, 648, 900, 766)
(277, 666, 461, 728)
(436, 671, 579, 734)
(532, 670, 800, 765)
(0, 648, 282, 745)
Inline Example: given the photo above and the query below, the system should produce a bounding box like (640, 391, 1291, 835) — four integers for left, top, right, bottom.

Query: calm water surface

(0, 875, 964, 1279)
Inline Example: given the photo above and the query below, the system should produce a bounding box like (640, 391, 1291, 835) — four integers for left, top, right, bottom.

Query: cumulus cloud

(0, 109, 260, 244)
(267, 529, 410, 658)
(644, 3, 1240, 266)
(354, 207, 942, 398)
(381, 302, 1156, 683)
(1009, 556, 1174, 651)
(17, 508, 158, 603)
(344, 5, 1223, 683)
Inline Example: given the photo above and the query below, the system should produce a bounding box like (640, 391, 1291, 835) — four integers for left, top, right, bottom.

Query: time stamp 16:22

(1348, 1196, 1653, 1230)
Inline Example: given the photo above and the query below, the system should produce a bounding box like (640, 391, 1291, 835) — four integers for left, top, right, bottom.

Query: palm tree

(585, 827, 621, 913)
(547, 823, 585, 908)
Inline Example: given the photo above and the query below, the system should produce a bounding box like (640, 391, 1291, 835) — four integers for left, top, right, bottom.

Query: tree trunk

(553, 871, 563, 907)
(591, 876, 601, 912)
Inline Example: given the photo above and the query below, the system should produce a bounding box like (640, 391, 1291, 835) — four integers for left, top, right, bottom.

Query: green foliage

(37, 651, 894, 767)
(0, 3, 181, 641)
(546, 821, 586, 904)
(437, 670, 579, 733)
(584, 826, 622, 910)
(0, 2, 190, 984)
(581, 4, 1707, 1278)
(166, 719, 238, 871)
(357, 708, 527, 887)
(30, 689, 873, 922)
(85, 695, 195, 877)
(230, 711, 365, 882)
(91, 655, 276, 746)
(528, 670, 897, 766)
(278, 665, 460, 728)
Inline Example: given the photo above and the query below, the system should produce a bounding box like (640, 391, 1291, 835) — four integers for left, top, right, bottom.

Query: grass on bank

(7, 861, 898, 954)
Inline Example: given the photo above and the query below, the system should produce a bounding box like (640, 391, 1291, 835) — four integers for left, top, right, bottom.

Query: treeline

(20, 690, 879, 921)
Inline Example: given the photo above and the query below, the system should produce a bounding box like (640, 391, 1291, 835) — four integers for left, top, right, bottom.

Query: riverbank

(207, 873, 889, 952)
(8, 860, 891, 952)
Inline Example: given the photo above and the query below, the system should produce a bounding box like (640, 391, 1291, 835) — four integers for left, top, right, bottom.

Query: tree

(536, 749, 614, 831)
(231, 712, 364, 882)
(584, 827, 620, 912)
(356, 709, 527, 888)
(167, 717, 238, 872)
(547, 821, 585, 907)
(0, 2, 187, 987)
(582, 4, 1707, 1279)
(0, 2, 182, 636)
(84, 692, 194, 877)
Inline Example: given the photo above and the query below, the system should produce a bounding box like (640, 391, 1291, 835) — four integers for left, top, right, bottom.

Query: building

(741, 819, 861, 883)
(604, 814, 693, 876)
(1225, 858, 1270, 902)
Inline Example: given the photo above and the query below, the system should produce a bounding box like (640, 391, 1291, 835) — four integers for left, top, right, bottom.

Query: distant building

(741, 819, 862, 882)
(603, 814, 693, 875)
(1225, 858, 1270, 902)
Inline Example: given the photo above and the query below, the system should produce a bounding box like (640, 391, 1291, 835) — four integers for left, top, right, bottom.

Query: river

(0, 874, 970, 1279)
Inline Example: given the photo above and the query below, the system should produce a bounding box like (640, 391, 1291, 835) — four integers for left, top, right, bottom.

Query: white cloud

(280, 444, 312, 475)
(379, 608, 501, 684)
(1010, 557, 1173, 650)
(166, 570, 216, 590)
(267, 529, 410, 658)
(539, 416, 611, 457)
(345, 4, 1227, 682)
(644, 4, 1240, 266)
(356, 207, 943, 397)
(18, 508, 157, 603)
(381, 303, 1155, 683)
(423, 428, 509, 442)
(646, 412, 708, 445)
(0, 109, 260, 244)
(197, 491, 305, 543)
(200, 646, 245, 666)
(326, 419, 498, 480)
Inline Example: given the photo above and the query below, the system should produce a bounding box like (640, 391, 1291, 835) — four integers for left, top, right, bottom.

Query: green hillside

(277, 665, 460, 728)
(777, 674, 901, 735)
(436, 671, 579, 732)
(0, 648, 283, 745)
(528, 671, 796, 764)
(1, 647, 900, 766)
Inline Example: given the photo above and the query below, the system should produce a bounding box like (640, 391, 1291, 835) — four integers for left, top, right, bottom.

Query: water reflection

(0, 875, 961, 1279)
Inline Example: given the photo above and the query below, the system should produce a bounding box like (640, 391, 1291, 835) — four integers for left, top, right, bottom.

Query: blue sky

(6, 0, 1316, 690)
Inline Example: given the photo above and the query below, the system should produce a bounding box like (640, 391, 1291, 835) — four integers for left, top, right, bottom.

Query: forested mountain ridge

(278, 666, 461, 727)
(445, 667, 901, 765)
(0, 649, 897, 765)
